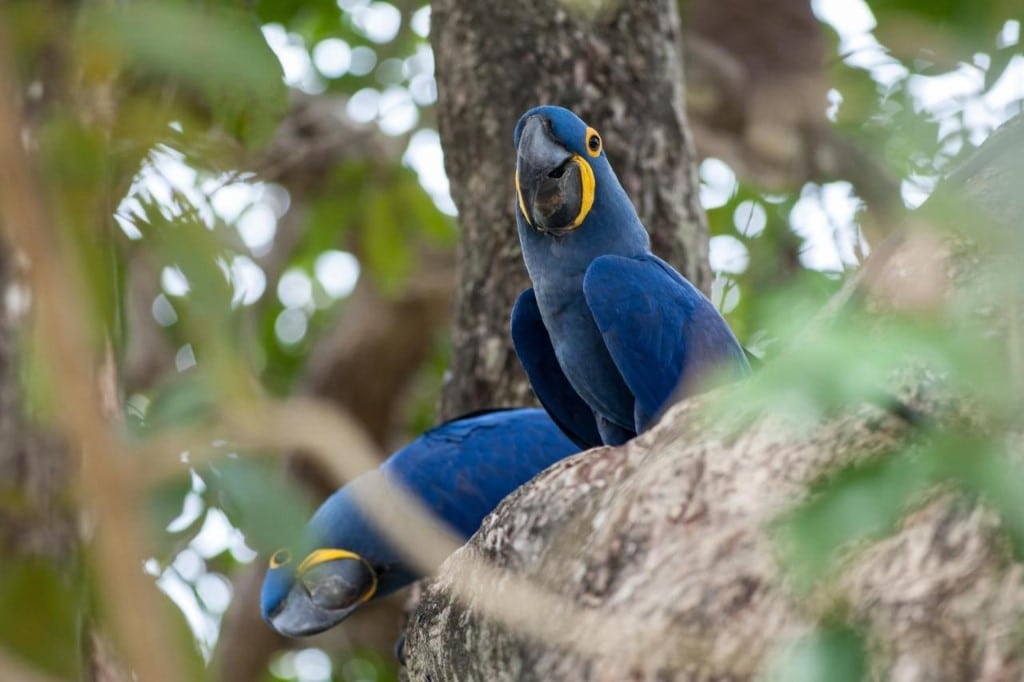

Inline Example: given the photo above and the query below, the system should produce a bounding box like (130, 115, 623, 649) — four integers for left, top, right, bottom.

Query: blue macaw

(511, 105, 751, 447)
(260, 407, 579, 637)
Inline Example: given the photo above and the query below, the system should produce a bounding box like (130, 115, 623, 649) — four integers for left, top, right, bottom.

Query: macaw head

(260, 542, 379, 637)
(513, 106, 647, 253)
(260, 478, 411, 637)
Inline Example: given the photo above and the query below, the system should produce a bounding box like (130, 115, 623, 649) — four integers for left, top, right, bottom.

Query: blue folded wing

(387, 408, 582, 539)
(583, 254, 750, 431)
(511, 289, 603, 449)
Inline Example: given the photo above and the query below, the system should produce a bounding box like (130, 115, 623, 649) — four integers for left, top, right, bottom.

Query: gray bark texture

(433, 0, 708, 418)
(402, 118, 1024, 681)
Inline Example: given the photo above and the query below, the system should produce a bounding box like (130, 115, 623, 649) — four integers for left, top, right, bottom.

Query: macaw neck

(307, 476, 406, 577)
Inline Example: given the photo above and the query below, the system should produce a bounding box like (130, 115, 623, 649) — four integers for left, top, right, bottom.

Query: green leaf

(0, 558, 82, 677)
(38, 118, 122, 350)
(255, 0, 338, 25)
(206, 458, 314, 554)
(399, 171, 456, 246)
(769, 625, 867, 682)
(930, 436, 1024, 558)
(139, 373, 217, 435)
(363, 192, 413, 294)
(776, 451, 930, 588)
(78, 1, 288, 146)
(147, 475, 202, 541)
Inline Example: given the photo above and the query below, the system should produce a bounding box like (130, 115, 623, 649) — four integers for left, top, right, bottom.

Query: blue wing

(511, 289, 603, 449)
(583, 254, 750, 431)
(385, 408, 581, 537)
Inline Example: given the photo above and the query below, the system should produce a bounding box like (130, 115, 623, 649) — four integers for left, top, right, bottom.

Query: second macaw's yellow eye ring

(269, 549, 292, 569)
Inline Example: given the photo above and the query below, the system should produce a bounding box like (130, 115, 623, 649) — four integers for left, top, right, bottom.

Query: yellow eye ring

(585, 127, 602, 157)
(269, 549, 292, 569)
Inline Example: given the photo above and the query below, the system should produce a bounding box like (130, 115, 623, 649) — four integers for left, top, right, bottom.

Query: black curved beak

(516, 116, 584, 233)
(268, 557, 378, 637)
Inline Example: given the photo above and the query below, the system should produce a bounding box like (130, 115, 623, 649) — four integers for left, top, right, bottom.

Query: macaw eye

(585, 127, 602, 157)
(269, 549, 292, 569)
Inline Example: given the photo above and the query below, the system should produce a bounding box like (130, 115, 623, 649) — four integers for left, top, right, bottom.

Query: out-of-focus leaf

(38, 118, 122, 348)
(363, 192, 413, 294)
(138, 374, 217, 435)
(78, 2, 288, 146)
(986, 47, 1020, 91)
(255, 0, 338, 25)
(147, 475, 202, 542)
(866, 0, 1011, 63)
(776, 450, 929, 588)
(0, 559, 81, 677)
(930, 436, 1024, 558)
(398, 171, 456, 246)
(142, 205, 237, 332)
(304, 194, 356, 260)
(769, 625, 866, 682)
(334, 647, 401, 682)
(776, 430, 1024, 591)
(206, 458, 314, 554)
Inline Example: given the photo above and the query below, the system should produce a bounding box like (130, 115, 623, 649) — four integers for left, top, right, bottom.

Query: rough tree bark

(433, 0, 709, 418)
(402, 115, 1024, 678)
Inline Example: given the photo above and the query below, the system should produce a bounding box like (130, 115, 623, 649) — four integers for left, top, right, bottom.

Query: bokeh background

(0, 0, 1021, 680)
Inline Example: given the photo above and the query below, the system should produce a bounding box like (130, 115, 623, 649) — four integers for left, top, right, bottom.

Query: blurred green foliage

(769, 624, 867, 682)
(0, 559, 81, 676)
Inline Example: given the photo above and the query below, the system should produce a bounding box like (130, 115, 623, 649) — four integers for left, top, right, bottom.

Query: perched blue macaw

(511, 105, 751, 447)
(260, 408, 579, 637)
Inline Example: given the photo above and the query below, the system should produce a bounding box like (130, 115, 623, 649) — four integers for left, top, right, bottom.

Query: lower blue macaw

(260, 407, 579, 637)
(511, 105, 751, 447)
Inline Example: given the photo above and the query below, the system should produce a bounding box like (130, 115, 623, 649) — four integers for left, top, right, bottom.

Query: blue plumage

(260, 408, 579, 637)
(512, 106, 750, 447)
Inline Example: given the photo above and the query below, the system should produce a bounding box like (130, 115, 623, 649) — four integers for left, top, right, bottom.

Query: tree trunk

(433, 0, 708, 418)
(402, 116, 1024, 679)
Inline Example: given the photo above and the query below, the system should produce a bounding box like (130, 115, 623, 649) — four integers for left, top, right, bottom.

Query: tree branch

(403, 113, 1024, 680)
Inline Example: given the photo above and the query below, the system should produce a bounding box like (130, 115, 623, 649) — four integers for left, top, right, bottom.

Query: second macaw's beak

(267, 554, 378, 637)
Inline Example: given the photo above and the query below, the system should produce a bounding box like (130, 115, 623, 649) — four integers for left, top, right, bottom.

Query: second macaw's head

(260, 474, 418, 638)
(261, 547, 379, 637)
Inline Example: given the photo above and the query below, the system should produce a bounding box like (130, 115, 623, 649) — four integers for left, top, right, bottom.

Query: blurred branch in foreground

(0, 31, 186, 682)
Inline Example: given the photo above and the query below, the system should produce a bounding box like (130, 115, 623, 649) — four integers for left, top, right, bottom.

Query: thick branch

(404, 115, 1024, 680)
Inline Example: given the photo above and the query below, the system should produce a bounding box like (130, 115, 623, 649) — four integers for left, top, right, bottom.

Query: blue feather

(511, 289, 603, 448)
(260, 408, 579, 635)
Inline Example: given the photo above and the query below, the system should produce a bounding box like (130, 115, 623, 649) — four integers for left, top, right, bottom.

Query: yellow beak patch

(515, 154, 596, 231)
